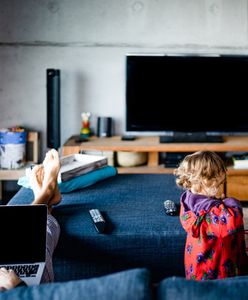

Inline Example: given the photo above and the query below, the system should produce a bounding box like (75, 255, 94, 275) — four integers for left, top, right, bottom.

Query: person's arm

(180, 203, 198, 236)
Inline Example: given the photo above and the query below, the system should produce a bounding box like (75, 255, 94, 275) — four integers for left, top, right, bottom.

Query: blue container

(0, 131, 27, 169)
(0, 131, 27, 144)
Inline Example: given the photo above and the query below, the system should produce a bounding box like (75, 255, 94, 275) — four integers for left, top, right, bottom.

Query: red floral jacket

(180, 190, 248, 280)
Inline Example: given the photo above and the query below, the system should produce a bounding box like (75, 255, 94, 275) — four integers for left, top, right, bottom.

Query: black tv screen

(126, 54, 248, 140)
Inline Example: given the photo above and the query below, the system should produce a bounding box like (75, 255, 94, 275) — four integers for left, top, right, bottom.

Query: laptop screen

(0, 205, 47, 264)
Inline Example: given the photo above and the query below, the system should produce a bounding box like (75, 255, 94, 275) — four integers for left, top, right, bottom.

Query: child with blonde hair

(174, 151, 248, 280)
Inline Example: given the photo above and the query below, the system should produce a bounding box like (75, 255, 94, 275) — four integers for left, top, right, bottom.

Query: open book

(58, 153, 108, 182)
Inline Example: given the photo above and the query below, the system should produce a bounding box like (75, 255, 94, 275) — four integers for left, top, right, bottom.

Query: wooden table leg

(147, 152, 159, 167)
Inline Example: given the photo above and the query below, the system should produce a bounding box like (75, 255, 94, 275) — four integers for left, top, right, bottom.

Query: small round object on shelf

(117, 151, 147, 167)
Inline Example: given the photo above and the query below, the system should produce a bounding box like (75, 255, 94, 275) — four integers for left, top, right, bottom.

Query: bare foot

(42, 149, 60, 187)
(49, 184, 61, 207)
(31, 149, 61, 211)
(30, 164, 44, 200)
(30, 165, 51, 206)
(42, 149, 61, 210)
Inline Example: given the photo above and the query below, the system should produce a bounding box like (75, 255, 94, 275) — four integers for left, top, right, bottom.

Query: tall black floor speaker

(47, 69, 60, 149)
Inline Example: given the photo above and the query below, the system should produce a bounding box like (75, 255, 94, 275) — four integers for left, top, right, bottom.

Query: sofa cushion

(0, 268, 152, 300)
(157, 276, 248, 300)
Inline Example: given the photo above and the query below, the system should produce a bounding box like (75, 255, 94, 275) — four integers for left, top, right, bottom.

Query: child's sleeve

(180, 203, 198, 235)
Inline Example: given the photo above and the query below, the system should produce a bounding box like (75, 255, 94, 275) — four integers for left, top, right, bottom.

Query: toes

(43, 151, 52, 167)
(43, 149, 60, 169)
(51, 149, 60, 160)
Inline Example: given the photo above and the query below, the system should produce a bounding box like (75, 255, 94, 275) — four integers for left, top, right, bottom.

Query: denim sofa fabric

(157, 275, 248, 300)
(1, 268, 248, 300)
(0, 268, 152, 300)
(9, 174, 186, 283)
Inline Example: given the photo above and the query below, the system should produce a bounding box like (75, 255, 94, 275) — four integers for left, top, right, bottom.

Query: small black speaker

(97, 117, 112, 137)
(47, 69, 60, 149)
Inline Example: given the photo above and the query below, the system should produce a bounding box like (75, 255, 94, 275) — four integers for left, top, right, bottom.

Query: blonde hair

(174, 151, 226, 197)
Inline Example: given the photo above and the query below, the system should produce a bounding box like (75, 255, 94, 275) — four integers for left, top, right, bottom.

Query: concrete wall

(1, 0, 248, 159)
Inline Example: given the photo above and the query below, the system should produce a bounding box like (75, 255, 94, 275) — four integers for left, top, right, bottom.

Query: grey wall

(1, 0, 248, 159)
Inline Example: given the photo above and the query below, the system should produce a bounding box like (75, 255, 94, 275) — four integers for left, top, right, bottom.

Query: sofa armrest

(157, 276, 248, 300)
(0, 268, 152, 300)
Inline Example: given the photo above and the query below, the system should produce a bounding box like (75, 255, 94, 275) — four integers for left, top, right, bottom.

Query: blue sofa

(9, 174, 185, 283)
(4, 174, 248, 300)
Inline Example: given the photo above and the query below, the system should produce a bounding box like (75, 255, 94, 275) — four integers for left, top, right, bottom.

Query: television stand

(159, 133, 224, 143)
(62, 135, 248, 201)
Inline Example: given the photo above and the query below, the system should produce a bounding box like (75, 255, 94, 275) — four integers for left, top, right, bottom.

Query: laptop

(0, 205, 47, 286)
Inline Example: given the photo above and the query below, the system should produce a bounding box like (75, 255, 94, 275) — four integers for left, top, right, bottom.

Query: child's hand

(220, 193, 225, 200)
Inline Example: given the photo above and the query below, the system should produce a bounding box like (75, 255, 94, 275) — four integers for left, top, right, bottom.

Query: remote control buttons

(89, 209, 106, 233)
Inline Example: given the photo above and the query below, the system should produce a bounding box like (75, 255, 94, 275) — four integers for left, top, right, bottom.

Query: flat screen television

(126, 54, 248, 142)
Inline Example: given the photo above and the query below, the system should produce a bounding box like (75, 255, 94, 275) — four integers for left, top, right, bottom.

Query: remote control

(164, 200, 177, 216)
(89, 209, 106, 233)
(121, 135, 136, 141)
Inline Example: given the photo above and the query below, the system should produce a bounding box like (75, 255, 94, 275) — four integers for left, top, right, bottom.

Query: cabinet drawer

(227, 175, 248, 201)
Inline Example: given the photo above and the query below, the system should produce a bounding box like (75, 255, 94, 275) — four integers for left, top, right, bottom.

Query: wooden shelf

(62, 135, 248, 200)
(0, 131, 39, 200)
(62, 135, 248, 153)
(117, 165, 175, 174)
